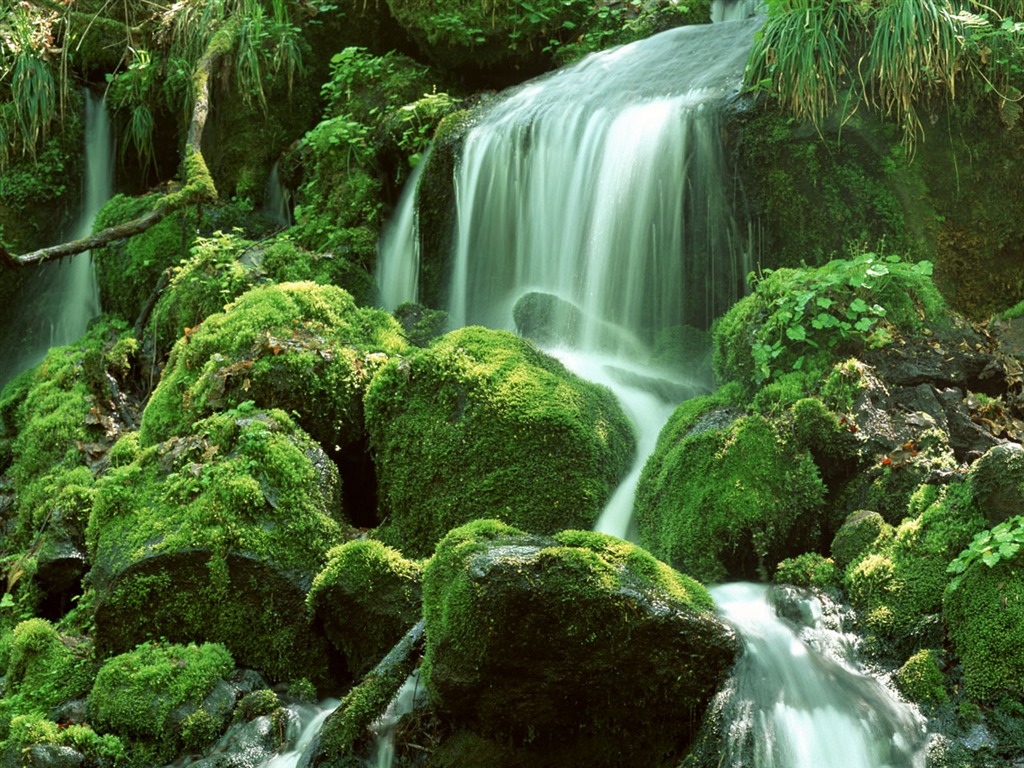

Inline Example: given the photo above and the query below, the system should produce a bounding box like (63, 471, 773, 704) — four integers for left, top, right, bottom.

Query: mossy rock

(4, 619, 95, 715)
(966, 442, 1024, 526)
(831, 509, 889, 570)
(308, 539, 423, 677)
(420, 520, 737, 767)
(636, 409, 826, 583)
(845, 479, 984, 657)
(895, 648, 948, 708)
(87, 641, 234, 762)
(364, 327, 635, 557)
(88, 407, 346, 684)
(139, 281, 407, 455)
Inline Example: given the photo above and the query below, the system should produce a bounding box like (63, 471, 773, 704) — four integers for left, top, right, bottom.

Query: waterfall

(0, 89, 111, 385)
(439, 19, 758, 537)
(264, 159, 294, 228)
(375, 149, 431, 312)
(711, 583, 928, 768)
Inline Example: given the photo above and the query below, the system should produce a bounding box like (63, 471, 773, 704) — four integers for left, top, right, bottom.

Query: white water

(440, 21, 758, 537)
(369, 671, 425, 768)
(1, 90, 110, 384)
(712, 583, 928, 768)
(375, 149, 431, 311)
(264, 159, 293, 228)
(257, 699, 340, 768)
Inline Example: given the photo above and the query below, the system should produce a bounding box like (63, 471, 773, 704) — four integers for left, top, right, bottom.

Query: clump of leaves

(947, 514, 1024, 588)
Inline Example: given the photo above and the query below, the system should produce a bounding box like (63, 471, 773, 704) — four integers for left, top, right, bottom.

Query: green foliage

(949, 515, 1024, 583)
(774, 552, 840, 589)
(364, 327, 635, 558)
(637, 411, 825, 583)
(713, 253, 943, 393)
(895, 648, 949, 707)
(88, 641, 233, 753)
(831, 510, 891, 570)
(5, 618, 94, 713)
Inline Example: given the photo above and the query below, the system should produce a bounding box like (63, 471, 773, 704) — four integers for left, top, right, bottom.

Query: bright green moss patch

(895, 648, 948, 708)
(5, 619, 94, 714)
(636, 411, 825, 583)
(845, 479, 984, 657)
(88, 641, 233, 760)
(774, 552, 841, 590)
(831, 509, 890, 570)
(139, 281, 407, 451)
(364, 327, 635, 557)
(89, 406, 345, 683)
(712, 253, 945, 397)
(308, 539, 423, 677)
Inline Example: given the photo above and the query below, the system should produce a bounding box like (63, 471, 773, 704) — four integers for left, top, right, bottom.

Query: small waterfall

(375, 150, 431, 312)
(0, 89, 111, 385)
(441, 20, 758, 537)
(257, 700, 339, 768)
(264, 159, 293, 228)
(711, 583, 928, 768)
(369, 671, 425, 768)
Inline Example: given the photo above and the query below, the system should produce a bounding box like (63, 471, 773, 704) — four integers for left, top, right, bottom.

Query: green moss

(364, 327, 635, 557)
(140, 281, 407, 451)
(88, 641, 233, 759)
(712, 253, 945, 397)
(845, 480, 984, 656)
(89, 406, 344, 683)
(308, 539, 423, 676)
(774, 552, 840, 590)
(5, 618, 95, 713)
(637, 412, 825, 583)
(234, 689, 280, 722)
(831, 509, 890, 570)
(895, 648, 948, 708)
(254, 234, 373, 303)
(944, 550, 1024, 701)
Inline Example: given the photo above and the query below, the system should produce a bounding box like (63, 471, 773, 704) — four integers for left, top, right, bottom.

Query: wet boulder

(307, 539, 423, 677)
(421, 520, 739, 767)
(364, 327, 635, 557)
(88, 406, 346, 685)
(139, 282, 407, 456)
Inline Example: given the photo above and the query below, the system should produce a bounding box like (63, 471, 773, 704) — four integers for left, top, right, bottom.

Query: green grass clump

(139, 281, 407, 452)
(637, 411, 825, 583)
(364, 327, 635, 557)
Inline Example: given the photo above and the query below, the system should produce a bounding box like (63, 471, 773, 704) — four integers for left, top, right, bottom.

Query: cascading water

(711, 583, 928, 768)
(375, 149, 431, 312)
(264, 159, 294, 228)
(0, 89, 110, 385)
(412, 19, 758, 538)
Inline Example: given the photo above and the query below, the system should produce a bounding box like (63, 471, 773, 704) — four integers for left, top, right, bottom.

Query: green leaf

(854, 317, 875, 332)
(866, 264, 890, 278)
(816, 297, 835, 308)
(786, 324, 807, 341)
(982, 551, 1001, 567)
(850, 297, 869, 313)
(999, 541, 1020, 559)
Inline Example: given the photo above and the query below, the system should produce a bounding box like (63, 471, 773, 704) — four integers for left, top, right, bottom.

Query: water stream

(0, 89, 111, 385)
(712, 583, 928, 768)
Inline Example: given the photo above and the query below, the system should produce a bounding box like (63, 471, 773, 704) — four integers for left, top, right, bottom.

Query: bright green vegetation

(713, 253, 945, 394)
(2, 619, 94, 720)
(252, 233, 373, 304)
(88, 641, 234, 762)
(831, 509, 890, 570)
(364, 327, 635, 557)
(88, 405, 345, 683)
(747, 0, 1024, 145)
(636, 400, 826, 583)
(844, 479, 985, 657)
(308, 539, 423, 676)
(419, 520, 730, 766)
(139, 281, 407, 452)
(895, 648, 948, 708)
(774, 552, 840, 590)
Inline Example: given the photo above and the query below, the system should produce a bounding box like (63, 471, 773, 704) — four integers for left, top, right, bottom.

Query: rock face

(88, 407, 346, 685)
(364, 327, 635, 557)
(420, 520, 739, 767)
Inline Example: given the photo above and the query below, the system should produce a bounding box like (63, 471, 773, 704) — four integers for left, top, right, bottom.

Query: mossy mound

(895, 648, 948, 708)
(636, 403, 826, 583)
(139, 281, 407, 454)
(2, 619, 94, 718)
(87, 641, 234, 763)
(364, 327, 635, 557)
(844, 479, 984, 657)
(250, 234, 373, 305)
(420, 520, 737, 767)
(88, 406, 345, 684)
(308, 539, 423, 677)
(944, 551, 1024, 702)
(712, 252, 945, 398)
(831, 509, 890, 570)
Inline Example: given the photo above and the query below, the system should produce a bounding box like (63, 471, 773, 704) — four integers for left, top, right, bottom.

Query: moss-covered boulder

(420, 520, 737, 767)
(88, 406, 346, 684)
(139, 282, 407, 457)
(636, 397, 826, 583)
(308, 539, 423, 677)
(831, 509, 890, 570)
(965, 442, 1024, 526)
(844, 479, 984, 657)
(2, 619, 94, 717)
(87, 641, 235, 763)
(364, 327, 635, 557)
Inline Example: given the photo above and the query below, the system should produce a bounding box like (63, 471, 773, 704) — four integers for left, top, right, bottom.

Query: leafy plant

(947, 514, 1024, 587)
